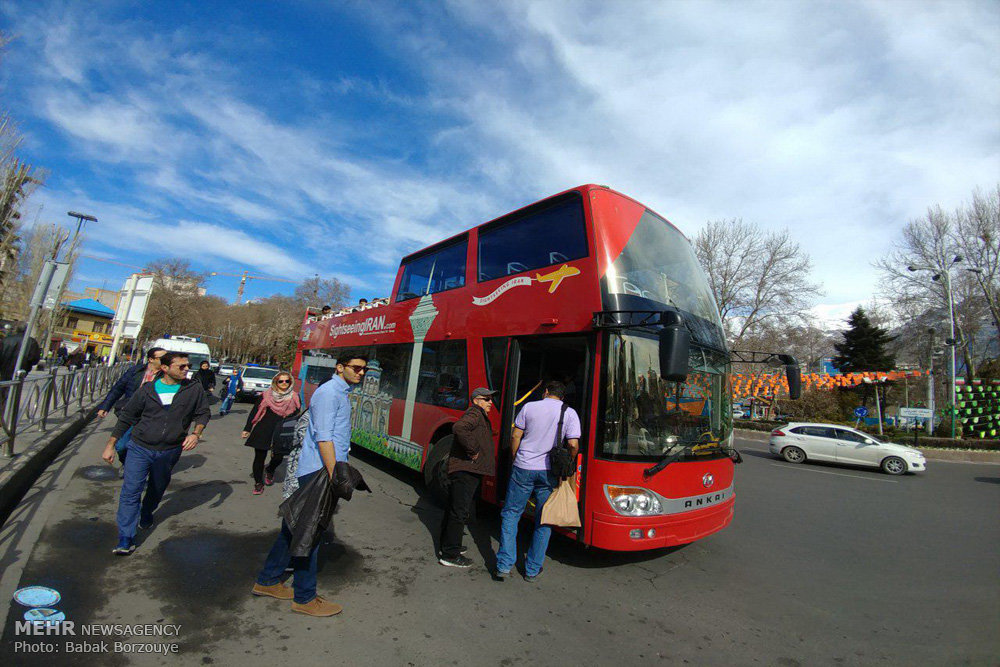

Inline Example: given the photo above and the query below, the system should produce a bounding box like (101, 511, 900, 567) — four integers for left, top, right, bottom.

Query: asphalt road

(1, 403, 997, 666)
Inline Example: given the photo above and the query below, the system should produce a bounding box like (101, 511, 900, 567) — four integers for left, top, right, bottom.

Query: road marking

(770, 463, 898, 483)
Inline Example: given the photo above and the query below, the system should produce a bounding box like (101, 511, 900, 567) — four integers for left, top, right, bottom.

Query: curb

(0, 407, 98, 526)
(734, 428, 1000, 464)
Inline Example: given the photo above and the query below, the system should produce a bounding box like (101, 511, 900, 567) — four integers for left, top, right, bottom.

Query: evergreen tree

(832, 307, 896, 372)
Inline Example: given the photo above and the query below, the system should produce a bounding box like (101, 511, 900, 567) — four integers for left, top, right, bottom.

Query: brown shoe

(291, 596, 343, 617)
(252, 582, 294, 600)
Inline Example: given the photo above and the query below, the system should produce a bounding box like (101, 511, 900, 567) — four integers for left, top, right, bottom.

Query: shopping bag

(540, 477, 581, 528)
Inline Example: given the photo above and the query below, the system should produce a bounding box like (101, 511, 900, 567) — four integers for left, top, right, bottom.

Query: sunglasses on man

(343, 364, 367, 373)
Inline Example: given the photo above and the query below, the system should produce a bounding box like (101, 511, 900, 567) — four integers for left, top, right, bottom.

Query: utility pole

(927, 328, 936, 434)
(909, 257, 962, 439)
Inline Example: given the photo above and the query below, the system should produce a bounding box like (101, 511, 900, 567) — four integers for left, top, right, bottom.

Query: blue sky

(1, 0, 998, 322)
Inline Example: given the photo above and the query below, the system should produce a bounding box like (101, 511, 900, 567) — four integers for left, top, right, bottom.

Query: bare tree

(139, 258, 209, 339)
(0, 112, 47, 304)
(0, 223, 70, 324)
(955, 186, 1000, 337)
(293, 275, 350, 309)
(876, 186, 999, 379)
(695, 218, 822, 345)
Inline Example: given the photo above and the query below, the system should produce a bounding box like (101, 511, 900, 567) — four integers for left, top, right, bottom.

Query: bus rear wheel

(423, 435, 453, 506)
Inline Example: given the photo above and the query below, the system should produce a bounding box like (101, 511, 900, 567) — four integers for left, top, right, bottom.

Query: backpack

(548, 403, 576, 479)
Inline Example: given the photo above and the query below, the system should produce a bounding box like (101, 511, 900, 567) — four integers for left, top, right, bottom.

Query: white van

(150, 335, 212, 379)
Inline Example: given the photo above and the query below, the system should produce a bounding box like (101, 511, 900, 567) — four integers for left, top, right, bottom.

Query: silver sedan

(769, 422, 926, 475)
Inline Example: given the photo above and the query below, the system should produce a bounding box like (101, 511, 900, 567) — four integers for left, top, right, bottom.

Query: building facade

(51, 298, 115, 357)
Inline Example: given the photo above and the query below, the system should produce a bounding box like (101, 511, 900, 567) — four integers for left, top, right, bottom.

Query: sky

(1, 0, 998, 326)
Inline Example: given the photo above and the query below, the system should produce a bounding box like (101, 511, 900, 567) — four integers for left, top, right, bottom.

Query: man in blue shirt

(252, 353, 368, 618)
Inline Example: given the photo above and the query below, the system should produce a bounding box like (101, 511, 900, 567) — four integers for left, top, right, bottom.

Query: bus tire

(423, 435, 453, 506)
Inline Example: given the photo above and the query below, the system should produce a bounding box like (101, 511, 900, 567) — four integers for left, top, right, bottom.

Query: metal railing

(0, 362, 131, 457)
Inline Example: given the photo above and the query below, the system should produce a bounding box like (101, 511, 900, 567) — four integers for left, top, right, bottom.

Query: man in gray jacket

(102, 352, 210, 555)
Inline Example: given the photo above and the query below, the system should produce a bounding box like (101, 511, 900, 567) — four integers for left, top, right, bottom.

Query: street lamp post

(909, 256, 962, 439)
(43, 211, 97, 358)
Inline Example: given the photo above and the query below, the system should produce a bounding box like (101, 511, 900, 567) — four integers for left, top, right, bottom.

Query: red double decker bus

(292, 184, 797, 551)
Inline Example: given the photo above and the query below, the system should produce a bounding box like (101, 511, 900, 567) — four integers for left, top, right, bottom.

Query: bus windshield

(601, 333, 732, 461)
(605, 210, 722, 330)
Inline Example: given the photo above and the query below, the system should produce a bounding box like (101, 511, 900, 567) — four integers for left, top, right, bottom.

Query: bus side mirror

(778, 354, 801, 400)
(659, 326, 691, 383)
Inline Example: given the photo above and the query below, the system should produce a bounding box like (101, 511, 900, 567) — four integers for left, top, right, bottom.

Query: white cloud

(3, 0, 997, 313)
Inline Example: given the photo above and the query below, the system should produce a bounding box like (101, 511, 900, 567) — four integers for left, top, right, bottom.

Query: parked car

(217, 363, 238, 378)
(769, 422, 926, 475)
(236, 365, 280, 401)
(732, 408, 746, 419)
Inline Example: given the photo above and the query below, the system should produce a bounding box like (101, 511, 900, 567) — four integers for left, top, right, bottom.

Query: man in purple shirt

(495, 380, 580, 582)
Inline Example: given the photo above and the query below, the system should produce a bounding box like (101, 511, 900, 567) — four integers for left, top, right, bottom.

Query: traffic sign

(899, 407, 933, 419)
(854, 407, 868, 418)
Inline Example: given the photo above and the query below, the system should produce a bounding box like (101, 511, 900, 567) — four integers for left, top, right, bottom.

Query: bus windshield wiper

(643, 437, 737, 478)
(642, 444, 690, 479)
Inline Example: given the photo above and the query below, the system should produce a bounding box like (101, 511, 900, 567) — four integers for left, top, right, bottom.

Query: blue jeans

(496, 466, 557, 577)
(219, 395, 234, 414)
(116, 443, 182, 542)
(256, 472, 323, 604)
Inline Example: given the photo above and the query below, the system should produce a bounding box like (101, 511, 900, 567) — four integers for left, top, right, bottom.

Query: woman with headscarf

(242, 371, 301, 495)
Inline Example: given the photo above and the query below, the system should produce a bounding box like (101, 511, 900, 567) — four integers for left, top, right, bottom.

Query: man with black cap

(438, 387, 496, 568)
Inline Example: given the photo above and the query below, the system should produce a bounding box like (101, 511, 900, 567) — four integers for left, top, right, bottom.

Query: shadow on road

(350, 444, 692, 573)
(740, 449, 776, 461)
(137, 479, 235, 546)
(173, 453, 206, 473)
(974, 476, 1000, 484)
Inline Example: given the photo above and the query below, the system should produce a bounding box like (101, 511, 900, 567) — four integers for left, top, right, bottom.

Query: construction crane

(208, 270, 297, 304)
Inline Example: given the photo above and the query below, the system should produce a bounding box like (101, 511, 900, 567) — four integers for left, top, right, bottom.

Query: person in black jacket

(0, 324, 42, 414)
(438, 387, 497, 568)
(243, 371, 301, 494)
(0, 323, 41, 381)
(96, 347, 166, 466)
(194, 360, 216, 394)
(101, 352, 210, 556)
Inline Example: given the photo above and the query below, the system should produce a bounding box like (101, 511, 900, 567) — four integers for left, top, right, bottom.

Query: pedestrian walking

(438, 387, 496, 568)
(96, 347, 167, 467)
(194, 360, 216, 394)
(243, 371, 301, 495)
(218, 371, 243, 416)
(101, 352, 210, 556)
(252, 353, 368, 617)
(494, 381, 580, 582)
(0, 322, 41, 381)
(0, 323, 41, 414)
(66, 349, 85, 368)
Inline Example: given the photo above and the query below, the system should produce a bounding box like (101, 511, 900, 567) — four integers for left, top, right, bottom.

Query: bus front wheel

(423, 435, 453, 506)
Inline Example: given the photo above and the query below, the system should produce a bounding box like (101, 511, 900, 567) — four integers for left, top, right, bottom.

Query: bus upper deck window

(396, 238, 467, 302)
(478, 195, 587, 282)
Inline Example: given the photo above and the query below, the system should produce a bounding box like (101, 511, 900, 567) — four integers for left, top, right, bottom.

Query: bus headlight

(604, 485, 662, 516)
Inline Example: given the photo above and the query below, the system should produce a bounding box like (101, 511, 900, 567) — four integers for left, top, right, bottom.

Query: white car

(217, 364, 237, 377)
(237, 366, 280, 401)
(769, 422, 926, 475)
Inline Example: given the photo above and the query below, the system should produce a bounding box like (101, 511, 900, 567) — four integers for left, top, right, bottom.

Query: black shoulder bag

(548, 403, 575, 479)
